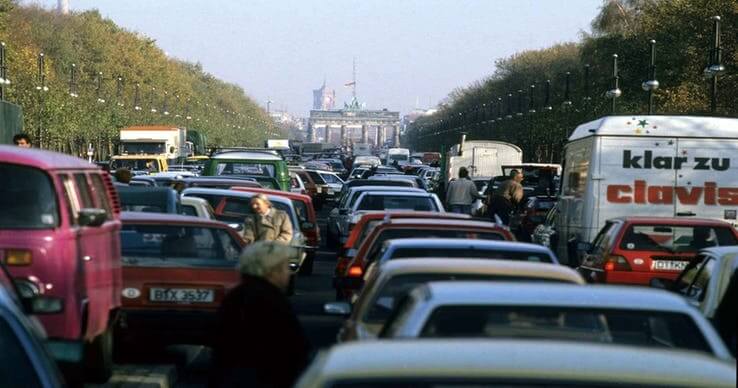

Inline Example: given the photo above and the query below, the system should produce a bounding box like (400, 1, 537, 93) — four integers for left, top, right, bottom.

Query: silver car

(380, 281, 733, 361)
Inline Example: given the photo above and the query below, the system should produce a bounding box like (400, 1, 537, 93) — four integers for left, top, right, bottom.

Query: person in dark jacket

(211, 241, 311, 388)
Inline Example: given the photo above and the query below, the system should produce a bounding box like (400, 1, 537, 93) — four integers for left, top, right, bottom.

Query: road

(87, 209, 343, 388)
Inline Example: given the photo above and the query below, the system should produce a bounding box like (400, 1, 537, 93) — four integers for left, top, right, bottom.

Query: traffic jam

(0, 115, 737, 387)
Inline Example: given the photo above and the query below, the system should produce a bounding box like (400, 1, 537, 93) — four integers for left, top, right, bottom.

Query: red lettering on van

(607, 181, 738, 206)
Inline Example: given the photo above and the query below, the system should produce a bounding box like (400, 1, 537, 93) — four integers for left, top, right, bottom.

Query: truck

(266, 139, 291, 151)
(186, 129, 208, 156)
(111, 126, 189, 173)
(301, 142, 332, 154)
(555, 115, 738, 265)
(446, 139, 522, 180)
(385, 147, 410, 165)
(353, 143, 372, 157)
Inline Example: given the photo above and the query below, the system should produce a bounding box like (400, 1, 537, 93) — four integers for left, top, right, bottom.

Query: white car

(380, 282, 733, 361)
(296, 340, 736, 388)
(180, 196, 215, 219)
(325, 259, 584, 342)
(317, 171, 344, 197)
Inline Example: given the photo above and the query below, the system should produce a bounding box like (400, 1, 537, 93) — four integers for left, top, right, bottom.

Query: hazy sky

(26, 0, 603, 116)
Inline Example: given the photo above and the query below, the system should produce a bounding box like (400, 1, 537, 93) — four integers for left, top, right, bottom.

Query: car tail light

(604, 255, 631, 272)
(5, 249, 32, 266)
(347, 265, 363, 278)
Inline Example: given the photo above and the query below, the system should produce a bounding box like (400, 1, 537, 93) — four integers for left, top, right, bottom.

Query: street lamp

(162, 91, 170, 116)
(528, 84, 536, 114)
(115, 76, 124, 107)
(562, 72, 573, 108)
(68, 63, 79, 98)
(36, 52, 49, 148)
(703, 16, 724, 113)
(0, 42, 10, 100)
(516, 89, 524, 117)
(605, 54, 622, 113)
(505, 93, 513, 119)
(149, 87, 157, 113)
(133, 83, 142, 111)
(95, 71, 105, 103)
(641, 39, 659, 114)
(543, 80, 552, 111)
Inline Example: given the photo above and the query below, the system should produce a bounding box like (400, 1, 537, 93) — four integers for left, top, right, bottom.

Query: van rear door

(597, 137, 678, 231)
(674, 138, 738, 226)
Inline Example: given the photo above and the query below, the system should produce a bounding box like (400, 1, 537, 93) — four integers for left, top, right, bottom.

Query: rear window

(0, 164, 59, 229)
(182, 205, 198, 217)
(419, 306, 711, 354)
(365, 274, 563, 323)
(366, 229, 505, 264)
(121, 224, 241, 267)
(619, 225, 738, 253)
(307, 171, 326, 185)
(215, 162, 275, 177)
(292, 200, 309, 223)
(389, 247, 552, 263)
(358, 195, 436, 211)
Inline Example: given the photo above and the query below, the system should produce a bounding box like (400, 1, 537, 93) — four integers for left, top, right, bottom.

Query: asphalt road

(87, 208, 343, 387)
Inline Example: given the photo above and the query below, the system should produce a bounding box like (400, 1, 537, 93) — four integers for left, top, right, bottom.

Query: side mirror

(339, 208, 349, 215)
(323, 302, 352, 316)
(228, 223, 244, 232)
(650, 277, 676, 290)
(301, 221, 315, 230)
(78, 208, 107, 227)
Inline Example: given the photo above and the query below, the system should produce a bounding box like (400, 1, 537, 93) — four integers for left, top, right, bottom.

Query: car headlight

(14, 279, 41, 299)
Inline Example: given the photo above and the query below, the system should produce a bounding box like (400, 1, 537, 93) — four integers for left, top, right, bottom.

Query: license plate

(149, 288, 214, 303)
(327, 189, 335, 195)
(651, 260, 689, 271)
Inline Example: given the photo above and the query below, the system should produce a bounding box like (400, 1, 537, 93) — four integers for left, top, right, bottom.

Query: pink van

(0, 145, 121, 383)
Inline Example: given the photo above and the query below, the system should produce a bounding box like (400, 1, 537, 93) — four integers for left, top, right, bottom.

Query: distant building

(312, 80, 335, 111)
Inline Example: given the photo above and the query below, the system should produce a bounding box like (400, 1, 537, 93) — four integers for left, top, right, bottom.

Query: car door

(88, 173, 122, 313)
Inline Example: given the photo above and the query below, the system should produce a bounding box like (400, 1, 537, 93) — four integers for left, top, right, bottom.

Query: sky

(25, 0, 603, 117)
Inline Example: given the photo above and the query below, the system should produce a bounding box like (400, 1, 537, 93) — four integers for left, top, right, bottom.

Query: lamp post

(162, 91, 170, 116)
(0, 42, 9, 100)
(36, 53, 49, 148)
(605, 54, 622, 114)
(704, 16, 724, 113)
(562, 72, 572, 108)
(149, 87, 158, 114)
(583, 64, 591, 111)
(68, 63, 78, 98)
(516, 89, 524, 117)
(497, 97, 503, 120)
(133, 83, 142, 111)
(95, 71, 105, 103)
(528, 84, 536, 114)
(115, 76, 124, 107)
(642, 39, 659, 114)
(505, 93, 513, 119)
(543, 80, 552, 111)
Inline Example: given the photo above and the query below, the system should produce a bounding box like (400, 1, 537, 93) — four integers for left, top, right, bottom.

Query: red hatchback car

(578, 217, 738, 285)
(116, 212, 246, 347)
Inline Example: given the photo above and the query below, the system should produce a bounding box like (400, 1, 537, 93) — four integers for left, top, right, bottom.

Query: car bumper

(599, 270, 680, 285)
(117, 309, 219, 345)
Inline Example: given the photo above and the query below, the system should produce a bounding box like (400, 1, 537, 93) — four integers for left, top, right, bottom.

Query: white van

(555, 115, 738, 265)
(447, 140, 522, 180)
(386, 148, 410, 165)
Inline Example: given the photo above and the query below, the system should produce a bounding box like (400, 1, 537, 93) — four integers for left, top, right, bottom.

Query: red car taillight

(604, 255, 632, 272)
(347, 264, 363, 278)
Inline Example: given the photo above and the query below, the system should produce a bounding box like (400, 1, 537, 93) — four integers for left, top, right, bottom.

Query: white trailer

(555, 115, 738, 264)
(119, 126, 188, 161)
(447, 140, 522, 180)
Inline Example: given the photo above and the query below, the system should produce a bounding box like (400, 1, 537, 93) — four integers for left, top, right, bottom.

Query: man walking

(242, 194, 293, 244)
(445, 167, 484, 215)
(488, 169, 524, 225)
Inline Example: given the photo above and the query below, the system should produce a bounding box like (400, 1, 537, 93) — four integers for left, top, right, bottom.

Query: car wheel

(299, 252, 314, 276)
(84, 325, 114, 383)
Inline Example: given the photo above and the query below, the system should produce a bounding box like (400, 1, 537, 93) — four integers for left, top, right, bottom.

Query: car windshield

(215, 162, 275, 177)
(120, 224, 241, 267)
(388, 247, 552, 263)
(419, 306, 711, 354)
(619, 225, 738, 253)
(111, 158, 160, 171)
(0, 163, 59, 229)
(357, 195, 435, 211)
(365, 274, 564, 323)
(216, 197, 296, 227)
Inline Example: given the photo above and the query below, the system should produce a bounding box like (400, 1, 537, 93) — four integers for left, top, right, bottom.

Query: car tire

(84, 324, 114, 383)
(299, 252, 314, 276)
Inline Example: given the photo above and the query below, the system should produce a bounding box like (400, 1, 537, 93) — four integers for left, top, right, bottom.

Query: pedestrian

(242, 194, 293, 244)
(211, 241, 311, 388)
(445, 167, 484, 215)
(113, 168, 132, 185)
(488, 169, 524, 225)
(12, 133, 31, 148)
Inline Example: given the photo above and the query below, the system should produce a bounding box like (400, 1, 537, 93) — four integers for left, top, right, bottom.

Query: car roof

(120, 211, 226, 227)
(611, 216, 736, 226)
(418, 282, 698, 312)
(356, 211, 471, 222)
(180, 196, 209, 206)
(210, 151, 283, 161)
(310, 339, 736, 387)
(231, 187, 311, 202)
(349, 186, 424, 193)
(0, 145, 99, 170)
(383, 238, 553, 253)
(181, 187, 292, 205)
(569, 115, 738, 141)
(359, 191, 433, 197)
(384, 218, 501, 229)
(378, 259, 583, 284)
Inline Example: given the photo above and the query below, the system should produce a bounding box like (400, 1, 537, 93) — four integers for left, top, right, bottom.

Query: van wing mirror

(78, 208, 107, 227)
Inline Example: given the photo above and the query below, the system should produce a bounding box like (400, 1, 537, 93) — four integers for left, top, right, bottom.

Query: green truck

(203, 150, 291, 191)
